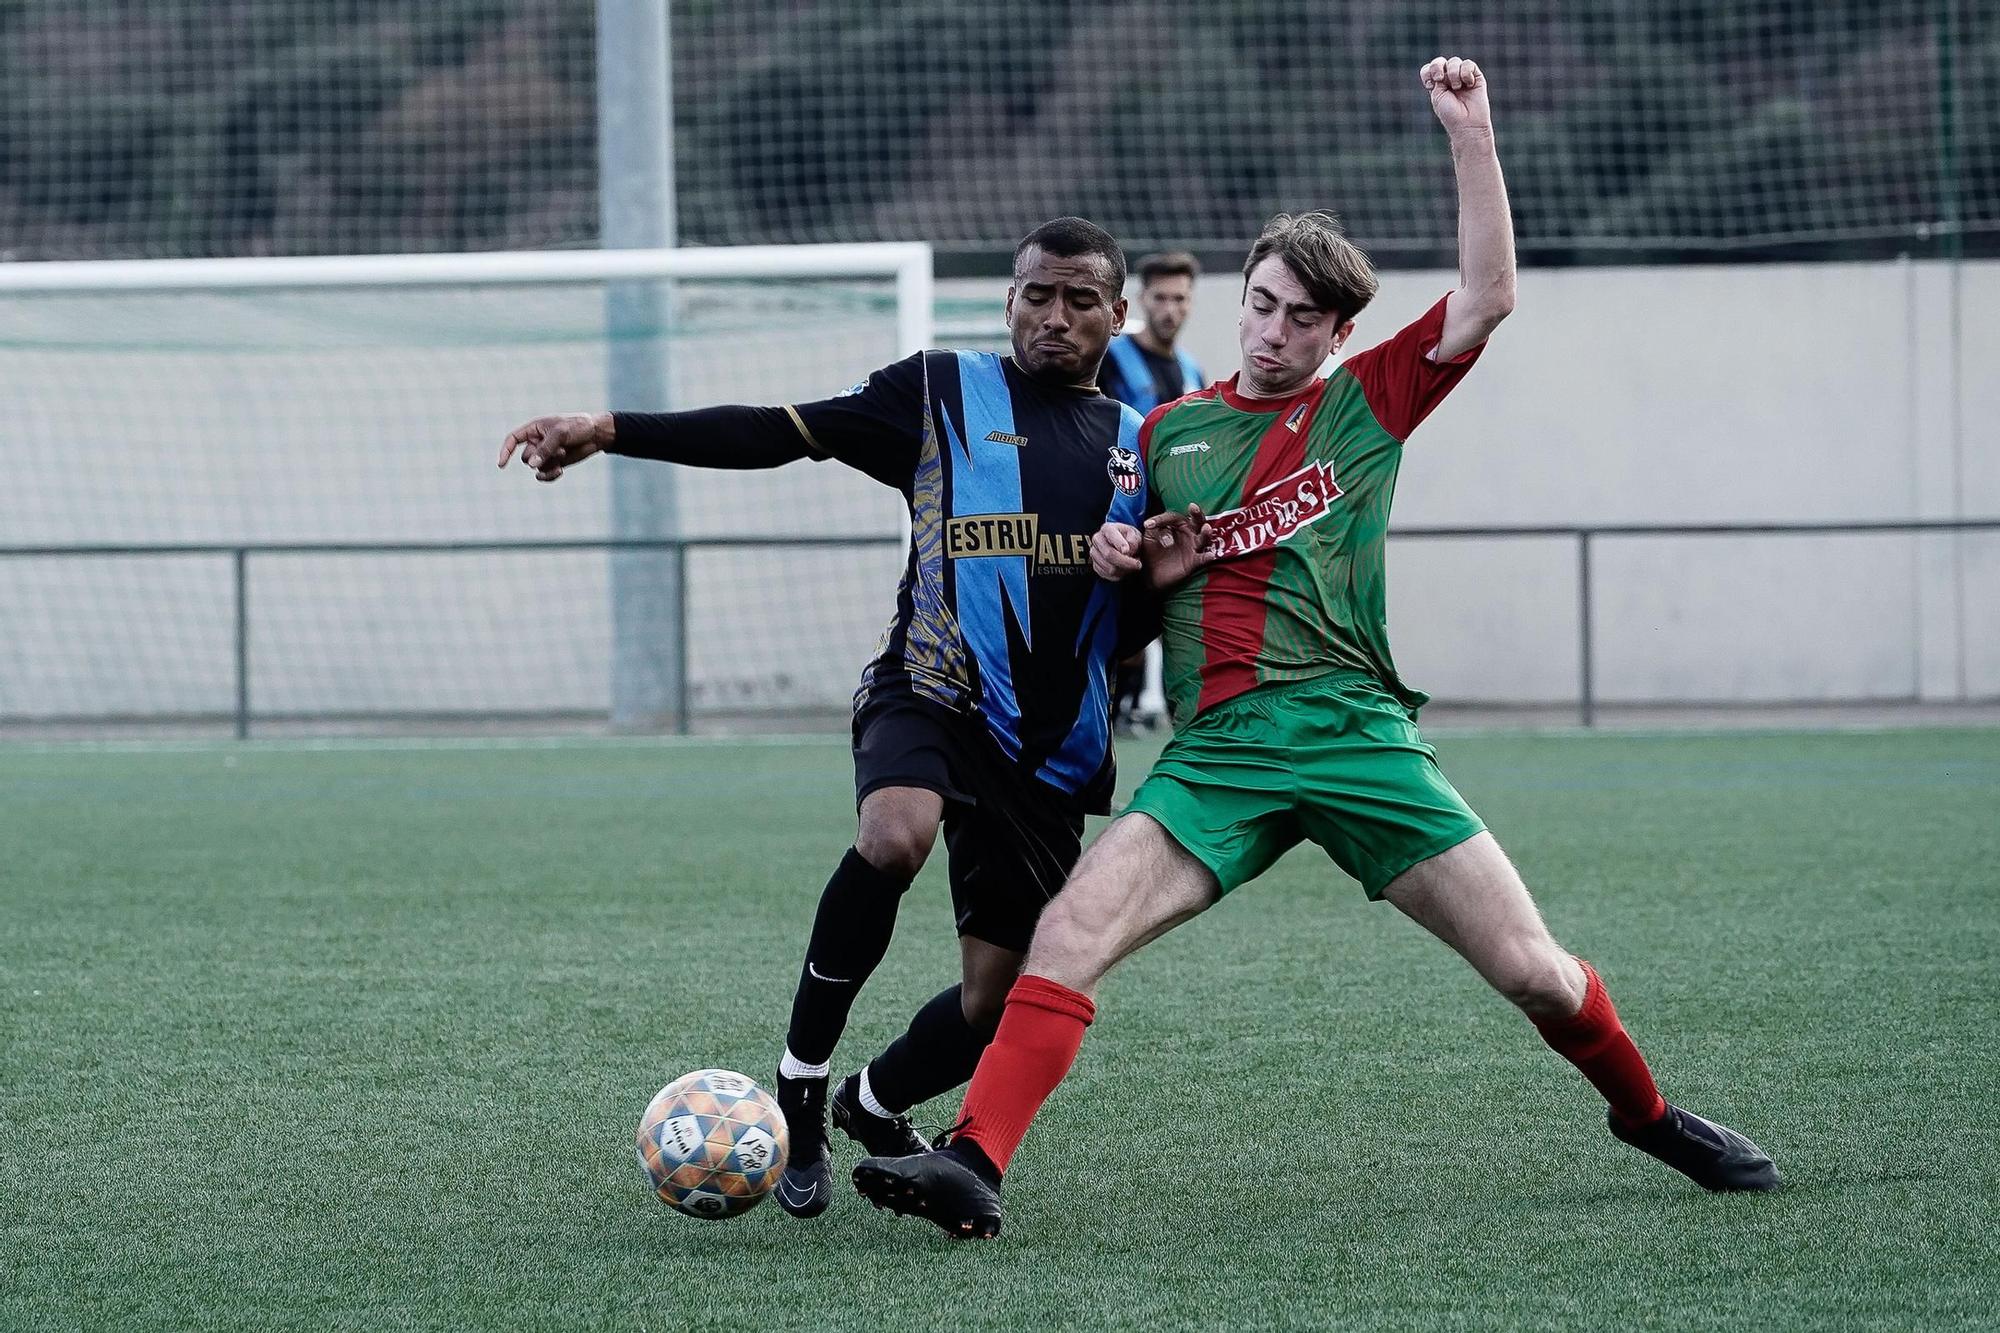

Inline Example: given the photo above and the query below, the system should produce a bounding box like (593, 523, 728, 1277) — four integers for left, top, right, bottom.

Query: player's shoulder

(1340, 292, 1459, 367)
(911, 347, 1015, 375)
(1098, 389, 1146, 443)
(1138, 383, 1225, 454)
(1072, 380, 1142, 433)
(898, 347, 1007, 399)
(1150, 381, 1225, 425)
(919, 347, 994, 374)
(850, 348, 933, 390)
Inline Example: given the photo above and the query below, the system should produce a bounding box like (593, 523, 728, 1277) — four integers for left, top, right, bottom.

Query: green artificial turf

(3, 728, 1996, 1330)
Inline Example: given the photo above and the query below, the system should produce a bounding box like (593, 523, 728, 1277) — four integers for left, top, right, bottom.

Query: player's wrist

(594, 411, 616, 448)
(1447, 125, 1497, 153)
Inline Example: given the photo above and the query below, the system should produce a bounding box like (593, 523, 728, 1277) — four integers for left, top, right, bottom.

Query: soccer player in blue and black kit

(499, 218, 1154, 1218)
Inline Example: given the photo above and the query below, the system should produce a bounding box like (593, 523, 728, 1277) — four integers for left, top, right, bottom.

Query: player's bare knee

(854, 817, 936, 880)
(1022, 889, 1116, 986)
(959, 979, 1008, 1035)
(1028, 891, 1095, 956)
(1490, 941, 1582, 1020)
(854, 786, 944, 878)
(957, 940, 1022, 1033)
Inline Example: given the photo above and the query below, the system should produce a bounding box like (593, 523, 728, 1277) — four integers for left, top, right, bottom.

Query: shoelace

(929, 1115, 972, 1151)
(842, 1087, 928, 1153)
(873, 1107, 924, 1146)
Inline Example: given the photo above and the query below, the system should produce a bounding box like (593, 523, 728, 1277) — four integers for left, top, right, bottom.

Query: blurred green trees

(0, 0, 1987, 259)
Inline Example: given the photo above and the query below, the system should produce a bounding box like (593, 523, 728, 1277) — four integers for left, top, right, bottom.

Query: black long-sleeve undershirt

(608, 406, 815, 469)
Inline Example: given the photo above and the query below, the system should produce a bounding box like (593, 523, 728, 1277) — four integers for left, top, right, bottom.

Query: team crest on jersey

(1106, 444, 1143, 495)
(1284, 401, 1311, 432)
(1200, 460, 1343, 559)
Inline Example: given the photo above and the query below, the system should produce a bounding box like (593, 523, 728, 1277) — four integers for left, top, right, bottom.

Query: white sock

(778, 1049, 830, 1081)
(857, 1066, 893, 1118)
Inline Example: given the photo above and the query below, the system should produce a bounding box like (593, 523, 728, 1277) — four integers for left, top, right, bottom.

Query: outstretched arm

(500, 354, 926, 488)
(498, 407, 812, 483)
(1424, 56, 1517, 364)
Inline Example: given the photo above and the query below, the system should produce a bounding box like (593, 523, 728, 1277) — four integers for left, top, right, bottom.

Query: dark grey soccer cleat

(1610, 1103, 1780, 1192)
(852, 1145, 1003, 1240)
(772, 1073, 833, 1218)
(831, 1074, 930, 1159)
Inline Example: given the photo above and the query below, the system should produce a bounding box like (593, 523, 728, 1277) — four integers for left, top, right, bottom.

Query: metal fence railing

(3, 518, 1995, 738)
(1389, 517, 2000, 726)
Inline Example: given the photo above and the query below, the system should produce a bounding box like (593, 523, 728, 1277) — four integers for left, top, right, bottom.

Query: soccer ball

(635, 1069, 790, 1219)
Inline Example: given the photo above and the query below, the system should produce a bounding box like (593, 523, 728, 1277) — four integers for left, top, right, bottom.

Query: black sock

(862, 984, 998, 1116)
(773, 1071, 828, 1158)
(783, 847, 912, 1066)
(943, 1135, 1003, 1186)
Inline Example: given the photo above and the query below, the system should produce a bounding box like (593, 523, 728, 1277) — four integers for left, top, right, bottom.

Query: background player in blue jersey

(1099, 251, 1205, 415)
(1100, 251, 1205, 736)
(498, 217, 1152, 1219)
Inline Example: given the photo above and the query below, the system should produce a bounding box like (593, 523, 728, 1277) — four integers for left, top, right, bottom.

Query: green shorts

(1124, 671, 1486, 899)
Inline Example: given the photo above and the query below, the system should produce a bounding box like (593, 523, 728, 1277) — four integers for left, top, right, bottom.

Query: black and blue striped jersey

(790, 351, 1150, 812)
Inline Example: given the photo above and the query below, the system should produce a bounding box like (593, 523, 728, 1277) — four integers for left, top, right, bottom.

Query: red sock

(1532, 959, 1667, 1127)
(955, 974, 1096, 1175)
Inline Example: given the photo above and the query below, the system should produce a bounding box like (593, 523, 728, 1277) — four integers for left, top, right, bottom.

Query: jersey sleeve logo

(1200, 460, 1343, 560)
(1106, 444, 1143, 495)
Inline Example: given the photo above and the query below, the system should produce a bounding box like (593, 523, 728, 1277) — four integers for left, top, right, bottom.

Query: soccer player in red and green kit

(854, 55, 1778, 1239)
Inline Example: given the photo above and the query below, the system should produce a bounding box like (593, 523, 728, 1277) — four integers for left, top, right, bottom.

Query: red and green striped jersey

(1140, 294, 1482, 726)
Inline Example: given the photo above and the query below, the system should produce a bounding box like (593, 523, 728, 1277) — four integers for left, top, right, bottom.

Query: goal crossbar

(0, 243, 937, 357)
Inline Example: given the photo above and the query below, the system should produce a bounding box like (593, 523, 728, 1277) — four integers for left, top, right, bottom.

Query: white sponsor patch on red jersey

(1201, 460, 1343, 560)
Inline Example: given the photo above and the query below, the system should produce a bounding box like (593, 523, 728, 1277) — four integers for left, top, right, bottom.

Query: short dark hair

(1240, 212, 1378, 324)
(1013, 217, 1126, 296)
(1137, 251, 1201, 286)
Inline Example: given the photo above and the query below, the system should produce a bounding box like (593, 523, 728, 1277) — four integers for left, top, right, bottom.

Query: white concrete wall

(1079, 258, 1995, 705)
(1, 260, 1991, 724)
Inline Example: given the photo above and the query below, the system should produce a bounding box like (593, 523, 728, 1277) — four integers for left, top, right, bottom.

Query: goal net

(3, 2, 1989, 263)
(0, 244, 933, 736)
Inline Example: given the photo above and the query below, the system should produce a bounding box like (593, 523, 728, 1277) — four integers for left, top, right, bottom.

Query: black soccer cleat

(773, 1073, 833, 1218)
(830, 1074, 930, 1159)
(1610, 1102, 1780, 1192)
(852, 1147, 1003, 1240)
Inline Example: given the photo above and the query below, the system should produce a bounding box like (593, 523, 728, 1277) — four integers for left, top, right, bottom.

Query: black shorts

(852, 694, 1085, 952)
